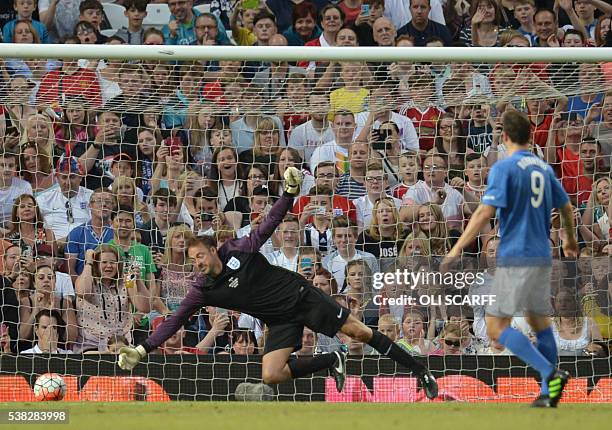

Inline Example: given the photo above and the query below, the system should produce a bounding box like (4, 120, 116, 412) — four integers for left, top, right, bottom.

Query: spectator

(283, 1, 321, 46)
(251, 10, 278, 46)
(411, 203, 454, 256)
(336, 142, 369, 200)
(0, 244, 20, 352)
(233, 186, 275, 254)
(115, 0, 148, 45)
(163, 0, 229, 46)
(239, 116, 284, 168)
(75, 244, 150, 352)
(342, 258, 373, 298)
(309, 110, 356, 174)
(135, 128, 159, 198)
(210, 146, 242, 210)
(374, 314, 400, 351)
(329, 62, 370, 117)
(356, 86, 420, 152)
(151, 137, 188, 198)
(0, 149, 32, 229)
(458, 153, 488, 200)
(514, 0, 537, 45)
(229, 329, 258, 355)
(391, 150, 420, 200)
(288, 93, 334, 162)
(296, 246, 321, 283)
(353, 160, 402, 230)
(229, 3, 258, 46)
(581, 255, 612, 340)
(106, 334, 129, 354)
(270, 147, 314, 197)
(4, 194, 56, 259)
(65, 187, 114, 282)
(77, 0, 106, 43)
(434, 113, 467, 177)
(303, 5, 344, 55)
(533, 8, 560, 47)
(553, 287, 603, 356)
(18, 263, 77, 347)
(296, 327, 318, 356)
(371, 16, 397, 47)
(5, 20, 56, 81)
(73, 20, 97, 45)
(400, 152, 468, 229)
(353, 0, 385, 46)
(312, 267, 338, 295)
(19, 142, 54, 195)
(265, 215, 301, 271)
(580, 177, 611, 244)
(19, 114, 56, 170)
(322, 215, 379, 288)
(397, 309, 436, 355)
(20, 309, 72, 354)
(436, 322, 465, 355)
(139, 189, 181, 251)
(194, 12, 231, 46)
(459, 0, 509, 46)
(299, 186, 335, 256)
(111, 176, 151, 229)
(595, 13, 611, 47)
(36, 155, 91, 243)
(397, 0, 452, 46)
(386, 0, 446, 30)
(2, 0, 48, 43)
(357, 196, 406, 259)
(53, 97, 91, 163)
(224, 165, 268, 229)
(591, 92, 612, 166)
(230, 88, 286, 154)
(567, 64, 605, 118)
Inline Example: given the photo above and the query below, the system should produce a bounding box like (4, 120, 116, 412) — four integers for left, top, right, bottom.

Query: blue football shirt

(482, 150, 569, 266)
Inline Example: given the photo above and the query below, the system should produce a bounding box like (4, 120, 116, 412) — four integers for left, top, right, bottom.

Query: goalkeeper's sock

(535, 327, 558, 395)
(499, 327, 554, 385)
(367, 330, 427, 375)
(287, 354, 337, 379)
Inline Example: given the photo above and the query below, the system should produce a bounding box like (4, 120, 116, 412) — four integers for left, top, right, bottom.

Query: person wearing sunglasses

(438, 322, 464, 355)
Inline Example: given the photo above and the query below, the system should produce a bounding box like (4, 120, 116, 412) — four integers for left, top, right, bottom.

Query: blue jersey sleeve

(482, 162, 509, 208)
(548, 166, 570, 209)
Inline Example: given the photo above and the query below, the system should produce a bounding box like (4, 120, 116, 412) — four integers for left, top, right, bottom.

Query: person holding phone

(300, 187, 335, 256)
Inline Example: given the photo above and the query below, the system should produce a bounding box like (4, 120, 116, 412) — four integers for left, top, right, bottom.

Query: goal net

(0, 44, 611, 402)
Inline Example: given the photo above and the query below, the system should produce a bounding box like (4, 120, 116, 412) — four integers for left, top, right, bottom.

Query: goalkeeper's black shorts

(263, 285, 350, 354)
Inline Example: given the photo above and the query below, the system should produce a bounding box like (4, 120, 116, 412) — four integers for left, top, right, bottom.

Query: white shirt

(0, 177, 33, 226)
(355, 111, 420, 152)
(352, 194, 402, 229)
(484, 143, 544, 163)
(237, 224, 275, 255)
(384, 0, 446, 30)
(322, 250, 379, 290)
(55, 271, 75, 298)
(264, 250, 299, 272)
(21, 344, 73, 354)
(288, 119, 335, 163)
(402, 180, 464, 225)
(36, 184, 93, 239)
(309, 140, 349, 173)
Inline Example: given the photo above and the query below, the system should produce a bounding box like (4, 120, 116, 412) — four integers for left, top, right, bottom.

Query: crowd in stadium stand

(0, 0, 611, 358)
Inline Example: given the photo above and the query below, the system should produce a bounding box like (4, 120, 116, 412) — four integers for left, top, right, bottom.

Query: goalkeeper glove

(284, 166, 303, 195)
(118, 345, 147, 370)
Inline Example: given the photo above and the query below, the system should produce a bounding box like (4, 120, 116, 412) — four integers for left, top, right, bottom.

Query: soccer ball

(33, 373, 66, 401)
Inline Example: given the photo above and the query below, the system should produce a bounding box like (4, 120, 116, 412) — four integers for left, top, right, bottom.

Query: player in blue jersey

(442, 110, 578, 408)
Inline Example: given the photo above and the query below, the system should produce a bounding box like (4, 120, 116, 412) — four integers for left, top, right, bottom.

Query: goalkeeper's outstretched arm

(118, 286, 206, 370)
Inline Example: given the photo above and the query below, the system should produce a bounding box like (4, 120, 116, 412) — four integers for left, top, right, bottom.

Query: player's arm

(118, 285, 206, 369)
(222, 167, 303, 253)
(446, 203, 496, 258)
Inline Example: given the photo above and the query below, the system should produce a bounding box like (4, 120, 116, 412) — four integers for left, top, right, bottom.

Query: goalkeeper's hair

(187, 235, 218, 250)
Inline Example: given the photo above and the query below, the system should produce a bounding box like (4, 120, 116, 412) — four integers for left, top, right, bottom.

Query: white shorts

(486, 266, 553, 317)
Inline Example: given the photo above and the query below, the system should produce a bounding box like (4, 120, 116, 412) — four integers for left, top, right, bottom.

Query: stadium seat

(103, 3, 128, 30)
(193, 4, 211, 13)
(143, 4, 172, 29)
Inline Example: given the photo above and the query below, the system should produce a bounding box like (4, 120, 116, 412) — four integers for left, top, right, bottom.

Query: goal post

(0, 43, 611, 402)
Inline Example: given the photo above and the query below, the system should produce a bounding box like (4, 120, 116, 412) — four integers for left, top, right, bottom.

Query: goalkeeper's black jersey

(145, 193, 306, 351)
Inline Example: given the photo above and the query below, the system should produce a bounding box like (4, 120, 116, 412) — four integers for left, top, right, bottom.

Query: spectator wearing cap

(352, 160, 402, 231)
(2, 0, 49, 44)
(163, 0, 230, 46)
(292, 161, 358, 222)
(0, 148, 33, 228)
(397, 0, 452, 46)
(288, 94, 335, 163)
(65, 188, 114, 282)
(235, 185, 276, 255)
(283, 1, 321, 46)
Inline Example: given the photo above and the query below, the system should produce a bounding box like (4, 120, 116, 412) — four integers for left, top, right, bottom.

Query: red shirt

(292, 195, 356, 222)
(391, 183, 411, 200)
(530, 111, 554, 148)
(297, 37, 323, 69)
(38, 69, 102, 107)
(398, 104, 443, 151)
(558, 146, 592, 205)
(338, 1, 360, 26)
(202, 80, 227, 105)
(282, 112, 309, 139)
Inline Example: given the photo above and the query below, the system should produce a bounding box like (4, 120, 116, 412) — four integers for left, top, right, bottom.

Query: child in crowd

(391, 151, 420, 199)
(2, 0, 48, 43)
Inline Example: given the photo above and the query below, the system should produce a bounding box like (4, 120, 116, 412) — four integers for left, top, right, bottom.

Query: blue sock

(499, 327, 554, 394)
(536, 327, 558, 395)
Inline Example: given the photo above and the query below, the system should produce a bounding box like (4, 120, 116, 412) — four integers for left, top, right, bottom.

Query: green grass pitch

(2, 402, 611, 430)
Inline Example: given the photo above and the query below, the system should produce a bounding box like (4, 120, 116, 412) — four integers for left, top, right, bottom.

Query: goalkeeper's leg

(340, 315, 438, 399)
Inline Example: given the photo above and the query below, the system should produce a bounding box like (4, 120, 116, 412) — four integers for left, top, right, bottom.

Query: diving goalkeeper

(118, 167, 438, 398)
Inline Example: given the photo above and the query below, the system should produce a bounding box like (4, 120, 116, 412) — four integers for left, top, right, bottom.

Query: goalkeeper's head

(186, 235, 223, 277)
